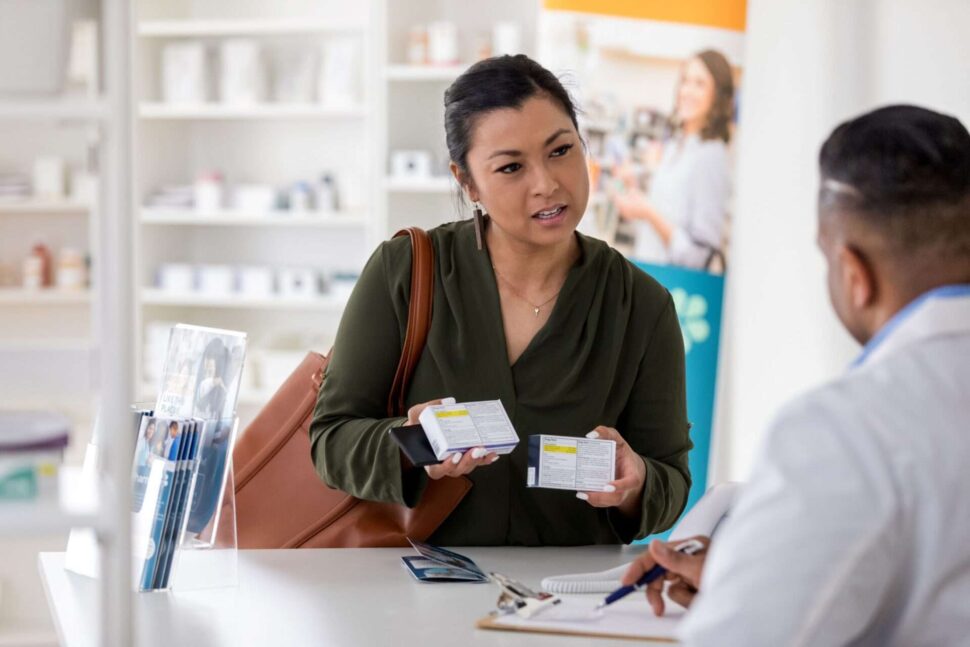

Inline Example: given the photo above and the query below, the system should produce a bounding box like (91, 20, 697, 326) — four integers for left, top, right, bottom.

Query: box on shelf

(0, 411, 70, 501)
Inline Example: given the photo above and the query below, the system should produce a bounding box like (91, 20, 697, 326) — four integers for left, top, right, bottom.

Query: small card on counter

(402, 538, 488, 583)
(418, 400, 519, 461)
(526, 434, 616, 492)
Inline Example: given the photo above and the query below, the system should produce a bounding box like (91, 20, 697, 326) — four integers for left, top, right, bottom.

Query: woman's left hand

(577, 426, 647, 518)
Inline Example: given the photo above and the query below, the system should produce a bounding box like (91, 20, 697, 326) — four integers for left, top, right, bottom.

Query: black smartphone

(387, 424, 442, 466)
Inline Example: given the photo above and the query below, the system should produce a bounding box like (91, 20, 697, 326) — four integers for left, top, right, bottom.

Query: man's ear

(449, 162, 478, 203)
(839, 244, 877, 309)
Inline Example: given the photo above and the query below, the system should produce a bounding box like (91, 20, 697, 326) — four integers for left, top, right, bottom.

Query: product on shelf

(194, 171, 224, 212)
(33, 156, 66, 198)
(23, 242, 53, 289)
(161, 41, 207, 104)
(56, 248, 87, 290)
(0, 411, 70, 502)
(427, 21, 459, 65)
(317, 37, 360, 107)
(146, 185, 194, 209)
(0, 173, 30, 202)
(219, 39, 267, 105)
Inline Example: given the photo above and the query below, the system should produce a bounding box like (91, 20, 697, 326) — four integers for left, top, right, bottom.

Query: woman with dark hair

(614, 49, 734, 270)
(310, 54, 691, 546)
(193, 338, 229, 420)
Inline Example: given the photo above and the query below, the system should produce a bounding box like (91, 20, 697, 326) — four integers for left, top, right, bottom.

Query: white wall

(713, 0, 970, 482)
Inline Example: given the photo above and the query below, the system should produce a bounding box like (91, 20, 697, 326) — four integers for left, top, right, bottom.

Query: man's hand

(621, 536, 711, 616)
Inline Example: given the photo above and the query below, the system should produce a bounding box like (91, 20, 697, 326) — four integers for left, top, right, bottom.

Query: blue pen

(595, 539, 706, 610)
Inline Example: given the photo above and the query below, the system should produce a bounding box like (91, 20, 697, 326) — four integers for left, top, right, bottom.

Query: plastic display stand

(66, 415, 240, 593)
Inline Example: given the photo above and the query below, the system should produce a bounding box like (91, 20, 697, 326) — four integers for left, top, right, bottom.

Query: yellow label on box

(544, 445, 578, 454)
(434, 410, 470, 418)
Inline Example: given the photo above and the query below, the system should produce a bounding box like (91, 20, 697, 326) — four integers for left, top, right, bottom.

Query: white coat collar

(853, 284, 970, 369)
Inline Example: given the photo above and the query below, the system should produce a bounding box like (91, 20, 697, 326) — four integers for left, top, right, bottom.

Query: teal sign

(634, 262, 725, 543)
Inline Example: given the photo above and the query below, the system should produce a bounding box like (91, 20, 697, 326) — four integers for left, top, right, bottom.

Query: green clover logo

(670, 288, 710, 354)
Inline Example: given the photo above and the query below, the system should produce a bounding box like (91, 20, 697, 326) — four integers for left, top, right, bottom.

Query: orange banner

(543, 0, 747, 32)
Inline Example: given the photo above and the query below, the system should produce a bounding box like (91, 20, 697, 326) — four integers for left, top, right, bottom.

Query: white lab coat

(681, 286, 970, 646)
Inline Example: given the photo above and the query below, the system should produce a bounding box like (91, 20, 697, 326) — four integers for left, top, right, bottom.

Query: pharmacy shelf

(137, 18, 364, 37)
(0, 200, 91, 215)
(0, 338, 94, 352)
(0, 289, 91, 306)
(0, 468, 101, 538)
(385, 176, 454, 194)
(141, 289, 348, 312)
(385, 64, 467, 81)
(138, 103, 367, 120)
(140, 208, 367, 228)
(0, 98, 108, 122)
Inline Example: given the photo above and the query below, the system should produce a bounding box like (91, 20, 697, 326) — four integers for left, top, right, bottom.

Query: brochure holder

(167, 419, 239, 592)
(66, 413, 240, 593)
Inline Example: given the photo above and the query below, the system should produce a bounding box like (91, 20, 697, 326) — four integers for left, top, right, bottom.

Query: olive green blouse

(309, 220, 691, 546)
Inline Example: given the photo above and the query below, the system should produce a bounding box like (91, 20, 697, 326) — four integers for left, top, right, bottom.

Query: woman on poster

(613, 49, 734, 272)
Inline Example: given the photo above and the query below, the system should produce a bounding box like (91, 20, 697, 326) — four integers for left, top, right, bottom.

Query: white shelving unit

(0, 469, 101, 538)
(140, 289, 348, 312)
(133, 0, 380, 427)
(0, 1, 133, 644)
(385, 176, 453, 194)
(380, 1, 539, 235)
(137, 18, 363, 37)
(0, 200, 90, 216)
(140, 207, 366, 228)
(138, 103, 367, 120)
(0, 288, 92, 305)
(385, 64, 467, 81)
(0, 99, 108, 122)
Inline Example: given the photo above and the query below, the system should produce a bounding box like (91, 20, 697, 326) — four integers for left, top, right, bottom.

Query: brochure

(154, 324, 247, 422)
(402, 538, 488, 583)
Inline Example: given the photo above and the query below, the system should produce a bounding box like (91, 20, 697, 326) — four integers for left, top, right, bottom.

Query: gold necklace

(492, 265, 562, 318)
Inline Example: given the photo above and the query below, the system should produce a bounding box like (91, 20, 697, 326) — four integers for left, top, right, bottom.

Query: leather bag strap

(387, 227, 434, 417)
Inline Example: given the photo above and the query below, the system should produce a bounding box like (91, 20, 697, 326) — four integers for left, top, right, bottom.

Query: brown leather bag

(231, 228, 471, 548)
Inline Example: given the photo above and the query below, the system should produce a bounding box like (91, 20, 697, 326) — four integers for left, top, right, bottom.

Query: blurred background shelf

(0, 98, 108, 121)
(385, 176, 454, 193)
(137, 18, 364, 37)
(385, 64, 467, 81)
(138, 103, 367, 120)
(0, 468, 101, 538)
(0, 289, 91, 306)
(140, 208, 366, 228)
(0, 200, 90, 215)
(140, 289, 348, 312)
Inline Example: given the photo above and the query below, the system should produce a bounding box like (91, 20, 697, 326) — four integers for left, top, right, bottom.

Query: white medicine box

(418, 400, 519, 461)
(526, 434, 616, 492)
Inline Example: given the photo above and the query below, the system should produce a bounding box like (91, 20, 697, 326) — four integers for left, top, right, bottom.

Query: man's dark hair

(819, 104, 970, 261)
(444, 54, 580, 185)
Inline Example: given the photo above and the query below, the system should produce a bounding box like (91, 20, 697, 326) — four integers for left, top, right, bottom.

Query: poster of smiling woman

(539, 0, 747, 536)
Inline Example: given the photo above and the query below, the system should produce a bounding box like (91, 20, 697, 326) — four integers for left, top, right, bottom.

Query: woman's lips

(532, 205, 568, 225)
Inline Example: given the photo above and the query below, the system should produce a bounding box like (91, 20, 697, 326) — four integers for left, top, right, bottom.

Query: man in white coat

(623, 105, 970, 646)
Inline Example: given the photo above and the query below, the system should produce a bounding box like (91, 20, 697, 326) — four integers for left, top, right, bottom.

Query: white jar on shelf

(161, 41, 207, 104)
(55, 248, 86, 290)
(194, 171, 224, 212)
(219, 39, 266, 105)
(427, 22, 459, 66)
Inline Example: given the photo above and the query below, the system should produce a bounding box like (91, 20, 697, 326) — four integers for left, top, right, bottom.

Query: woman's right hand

(404, 398, 500, 480)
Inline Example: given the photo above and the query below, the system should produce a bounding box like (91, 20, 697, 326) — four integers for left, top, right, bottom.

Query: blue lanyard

(852, 284, 970, 368)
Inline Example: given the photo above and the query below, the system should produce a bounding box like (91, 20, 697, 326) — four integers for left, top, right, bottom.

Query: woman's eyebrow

(487, 128, 573, 160)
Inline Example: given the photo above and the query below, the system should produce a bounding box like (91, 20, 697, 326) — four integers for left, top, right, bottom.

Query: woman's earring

(473, 202, 486, 250)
